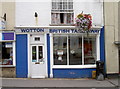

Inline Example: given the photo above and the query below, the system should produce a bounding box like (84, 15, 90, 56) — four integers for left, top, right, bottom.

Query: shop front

(0, 31, 16, 77)
(15, 26, 105, 78)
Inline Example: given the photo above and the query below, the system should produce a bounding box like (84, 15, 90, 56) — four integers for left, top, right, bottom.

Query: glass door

(38, 46, 44, 62)
(32, 46, 37, 62)
(32, 45, 44, 63)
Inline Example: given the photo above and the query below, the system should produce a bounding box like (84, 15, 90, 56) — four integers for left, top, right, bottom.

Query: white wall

(74, 0, 103, 26)
(16, 1, 51, 26)
(16, 0, 103, 26)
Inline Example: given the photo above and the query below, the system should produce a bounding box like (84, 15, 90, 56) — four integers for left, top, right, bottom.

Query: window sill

(0, 65, 15, 68)
(49, 24, 75, 26)
(52, 65, 96, 69)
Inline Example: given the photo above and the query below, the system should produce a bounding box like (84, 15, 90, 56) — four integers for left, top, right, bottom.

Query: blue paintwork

(53, 68, 96, 78)
(16, 34, 28, 78)
(53, 27, 106, 78)
(2, 33, 14, 40)
(47, 34, 50, 78)
(100, 27, 106, 75)
(100, 27, 105, 62)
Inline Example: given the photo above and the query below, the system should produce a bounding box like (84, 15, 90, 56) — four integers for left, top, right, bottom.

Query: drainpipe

(103, 0, 107, 78)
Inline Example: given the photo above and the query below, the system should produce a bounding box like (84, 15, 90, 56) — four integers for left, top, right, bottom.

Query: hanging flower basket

(75, 12, 92, 31)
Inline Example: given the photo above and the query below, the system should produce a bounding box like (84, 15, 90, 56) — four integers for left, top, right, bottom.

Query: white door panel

(30, 34, 46, 78)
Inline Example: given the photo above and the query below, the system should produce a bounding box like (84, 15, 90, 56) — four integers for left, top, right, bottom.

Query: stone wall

(104, 2, 119, 74)
(0, 67, 16, 78)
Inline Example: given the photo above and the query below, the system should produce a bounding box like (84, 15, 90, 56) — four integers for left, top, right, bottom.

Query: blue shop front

(15, 26, 105, 78)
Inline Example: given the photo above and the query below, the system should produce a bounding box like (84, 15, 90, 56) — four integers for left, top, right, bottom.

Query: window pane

(65, 13, 74, 24)
(51, 13, 56, 24)
(53, 36, 67, 65)
(68, 2, 73, 9)
(63, 2, 67, 10)
(32, 46, 37, 62)
(38, 46, 43, 59)
(0, 42, 13, 65)
(69, 36, 82, 65)
(60, 13, 64, 23)
(67, 13, 72, 24)
(58, 2, 62, 10)
(52, 0, 73, 10)
(52, 2, 56, 9)
(35, 37, 40, 41)
(68, 0, 73, 2)
(84, 37, 96, 64)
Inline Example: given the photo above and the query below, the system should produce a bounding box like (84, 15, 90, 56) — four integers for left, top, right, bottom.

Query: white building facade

(15, 0, 105, 78)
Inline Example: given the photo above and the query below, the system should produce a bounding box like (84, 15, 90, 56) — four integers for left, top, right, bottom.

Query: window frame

(51, 0, 74, 25)
(51, 0, 73, 11)
(52, 33, 100, 68)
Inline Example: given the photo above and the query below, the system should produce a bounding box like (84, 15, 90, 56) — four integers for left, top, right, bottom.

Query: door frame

(27, 34, 48, 78)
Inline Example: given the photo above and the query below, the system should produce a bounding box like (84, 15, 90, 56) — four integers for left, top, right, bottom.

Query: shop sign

(21, 28, 44, 33)
(2, 32, 15, 41)
(49, 29, 100, 33)
(16, 28, 100, 34)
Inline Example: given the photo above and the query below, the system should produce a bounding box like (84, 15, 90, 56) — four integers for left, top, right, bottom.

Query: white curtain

(56, 13, 60, 24)
(51, 13, 56, 24)
(51, 13, 60, 24)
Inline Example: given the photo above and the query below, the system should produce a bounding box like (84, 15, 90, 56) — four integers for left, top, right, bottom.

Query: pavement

(0, 77, 119, 88)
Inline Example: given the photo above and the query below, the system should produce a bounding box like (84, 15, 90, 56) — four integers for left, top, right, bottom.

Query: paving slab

(1, 78, 118, 88)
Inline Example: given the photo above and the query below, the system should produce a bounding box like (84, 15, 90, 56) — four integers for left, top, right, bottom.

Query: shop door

(31, 45, 46, 78)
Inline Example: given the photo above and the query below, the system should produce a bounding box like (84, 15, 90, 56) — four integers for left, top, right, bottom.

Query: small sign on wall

(0, 20, 6, 30)
(2, 33, 15, 41)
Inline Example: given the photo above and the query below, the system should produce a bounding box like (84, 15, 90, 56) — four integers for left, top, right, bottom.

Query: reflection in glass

(53, 36, 67, 65)
(69, 36, 82, 65)
(32, 46, 37, 62)
(38, 46, 43, 59)
(84, 37, 96, 64)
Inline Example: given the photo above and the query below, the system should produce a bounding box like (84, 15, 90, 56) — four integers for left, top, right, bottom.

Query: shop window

(69, 36, 82, 65)
(53, 35, 97, 65)
(0, 42, 13, 65)
(84, 37, 96, 64)
(53, 36, 67, 65)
